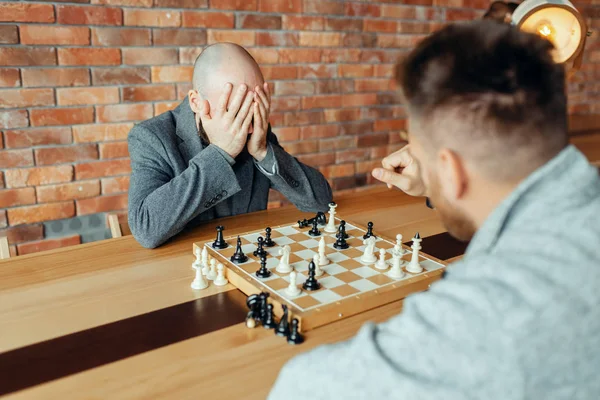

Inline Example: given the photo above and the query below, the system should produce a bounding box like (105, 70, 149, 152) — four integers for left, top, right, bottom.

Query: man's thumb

(372, 168, 410, 190)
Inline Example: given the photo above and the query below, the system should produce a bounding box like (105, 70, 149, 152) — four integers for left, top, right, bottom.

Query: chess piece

(287, 318, 304, 345)
(263, 304, 277, 329)
(256, 254, 272, 278)
(315, 212, 327, 225)
(276, 245, 293, 273)
(360, 236, 377, 264)
(312, 254, 323, 277)
(201, 252, 210, 276)
(324, 202, 337, 233)
(212, 225, 228, 249)
(230, 236, 248, 264)
(339, 220, 349, 239)
(308, 218, 321, 237)
(258, 292, 270, 324)
(333, 230, 349, 250)
(207, 259, 218, 280)
(406, 232, 424, 273)
(193, 247, 202, 269)
(190, 263, 208, 290)
(375, 248, 388, 270)
(393, 234, 405, 256)
(363, 221, 376, 239)
(253, 236, 267, 258)
(275, 304, 290, 337)
(388, 252, 405, 279)
(318, 237, 329, 266)
(302, 260, 321, 291)
(213, 263, 229, 286)
(245, 293, 265, 328)
(264, 227, 275, 247)
(297, 219, 309, 228)
(285, 271, 302, 297)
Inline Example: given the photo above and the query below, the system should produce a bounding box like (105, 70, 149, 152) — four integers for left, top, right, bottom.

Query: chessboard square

(317, 275, 345, 289)
(298, 238, 320, 249)
(323, 235, 337, 244)
(277, 288, 307, 300)
(265, 278, 289, 290)
(240, 237, 252, 245)
(295, 249, 317, 260)
(343, 248, 362, 259)
(322, 263, 347, 275)
(349, 279, 379, 292)
(309, 289, 342, 304)
(292, 260, 309, 272)
(376, 240, 394, 250)
(288, 253, 303, 264)
(422, 259, 445, 271)
(287, 233, 307, 242)
(288, 243, 306, 253)
(282, 271, 307, 285)
(266, 257, 279, 269)
(241, 244, 255, 254)
(346, 237, 363, 247)
(368, 273, 394, 286)
(276, 226, 300, 236)
(269, 230, 284, 238)
(265, 246, 282, 257)
(327, 252, 349, 263)
(218, 247, 235, 259)
(245, 232, 263, 243)
(335, 270, 363, 283)
(353, 266, 379, 278)
(331, 284, 361, 297)
(338, 258, 363, 270)
(273, 236, 294, 246)
(294, 295, 321, 309)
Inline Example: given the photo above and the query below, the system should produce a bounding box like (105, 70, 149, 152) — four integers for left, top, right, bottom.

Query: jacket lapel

(174, 97, 204, 164)
(232, 150, 254, 215)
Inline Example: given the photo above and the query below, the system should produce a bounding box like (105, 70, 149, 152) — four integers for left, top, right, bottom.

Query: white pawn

(375, 248, 388, 270)
(191, 263, 208, 290)
(324, 202, 337, 233)
(406, 233, 424, 274)
(312, 254, 323, 277)
(285, 271, 301, 297)
(318, 237, 329, 266)
(207, 258, 218, 280)
(213, 263, 229, 286)
(394, 234, 405, 256)
(388, 253, 405, 279)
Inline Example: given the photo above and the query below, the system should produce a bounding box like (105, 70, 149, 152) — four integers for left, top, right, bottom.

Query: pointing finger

(371, 168, 414, 192)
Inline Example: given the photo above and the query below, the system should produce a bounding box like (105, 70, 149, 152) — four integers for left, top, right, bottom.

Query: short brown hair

(396, 20, 567, 181)
(483, 1, 520, 23)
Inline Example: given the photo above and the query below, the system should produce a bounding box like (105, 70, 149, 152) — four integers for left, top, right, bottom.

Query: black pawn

(308, 218, 321, 237)
(212, 225, 228, 249)
(253, 236, 267, 258)
(287, 318, 304, 345)
(302, 260, 321, 291)
(230, 236, 248, 264)
(263, 304, 277, 329)
(339, 220, 349, 239)
(256, 254, 272, 278)
(297, 219, 308, 228)
(275, 304, 290, 337)
(363, 221, 376, 240)
(264, 227, 275, 247)
(334, 222, 349, 250)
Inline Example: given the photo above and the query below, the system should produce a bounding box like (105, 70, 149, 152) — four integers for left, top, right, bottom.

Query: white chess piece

(388, 253, 405, 279)
(360, 236, 377, 263)
(285, 271, 301, 297)
(191, 263, 208, 290)
(324, 202, 337, 233)
(276, 245, 293, 273)
(201, 250, 210, 276)
(393, 234, 405, 256)
(318, 237, 329, 266)
(213, 263, 229, 286)
(406, 233, 424, 274)
(375, 248, 388, 270)
(207, 258, 218, 280)
(193, 247, 202, 269)
(312, 254, 323, 277)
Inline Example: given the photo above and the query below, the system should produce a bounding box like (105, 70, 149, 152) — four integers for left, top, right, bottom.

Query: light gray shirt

(269, 145, 600, 400)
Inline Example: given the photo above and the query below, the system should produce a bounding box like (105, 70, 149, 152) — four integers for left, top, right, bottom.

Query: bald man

(127, 43, 332, 248)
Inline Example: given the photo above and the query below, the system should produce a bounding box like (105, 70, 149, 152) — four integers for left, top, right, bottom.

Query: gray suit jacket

(127, 98, 333, 248)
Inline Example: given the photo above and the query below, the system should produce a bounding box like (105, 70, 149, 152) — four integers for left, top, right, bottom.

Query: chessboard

(192, 216, 447, 332)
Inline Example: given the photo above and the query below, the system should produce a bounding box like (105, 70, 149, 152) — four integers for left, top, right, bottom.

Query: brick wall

(0, 0, 599, 256)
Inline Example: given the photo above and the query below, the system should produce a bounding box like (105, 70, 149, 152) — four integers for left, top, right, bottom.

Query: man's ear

(188, 90, 207, 116)
(437, 148, 468, 201)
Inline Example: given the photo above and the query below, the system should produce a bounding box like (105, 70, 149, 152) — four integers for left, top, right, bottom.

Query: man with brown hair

(269, 20, 600, 399)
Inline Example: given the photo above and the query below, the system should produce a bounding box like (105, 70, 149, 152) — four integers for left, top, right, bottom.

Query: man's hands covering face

(247, 82, 271, 161)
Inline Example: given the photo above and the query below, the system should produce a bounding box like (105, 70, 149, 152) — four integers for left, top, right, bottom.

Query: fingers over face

(216, 83, 233, 115)
(253, 103, 262, 131)
(233, 91, 254, 127)
(254, 87, 269, 111)
(241, 102, 255, 134)
(227, 84, 248, 120)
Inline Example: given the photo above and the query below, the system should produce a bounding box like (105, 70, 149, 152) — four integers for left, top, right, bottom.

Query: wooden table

(0, 187, 467, 399)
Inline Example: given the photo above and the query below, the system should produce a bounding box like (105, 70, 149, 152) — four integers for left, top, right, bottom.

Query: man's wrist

(252, 147, 268, 162)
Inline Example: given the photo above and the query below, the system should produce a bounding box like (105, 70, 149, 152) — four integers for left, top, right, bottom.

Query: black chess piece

(275, 304, 290, 337)
(334, 222, 349, 250)
(363, 221, 376, 240)
(230, 236, 248, 264)
(212, 225, 228, 249)
(253, 236, 267, 258)
(302, 260, 321, 291)
(316, 211, 327, 226)
(287, 318, 304, 345)
(339, 220, 349, 239)
(256, 254, 272, 278)
(245, 293, 265, 328)
(263, 304, 277, 329)
(297, 219, 309, 228)
(264, 227, 275, 247)
(308, 218, 321, 237)
(258, 292, 270, 323)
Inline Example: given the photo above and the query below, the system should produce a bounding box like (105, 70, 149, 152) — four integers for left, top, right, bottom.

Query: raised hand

(371, 144, 426, 197)
(247, 82, 271, 161)
(198, 83, 255, 159)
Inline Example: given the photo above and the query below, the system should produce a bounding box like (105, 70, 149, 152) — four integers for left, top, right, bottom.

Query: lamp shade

(511, 0, 587, 64)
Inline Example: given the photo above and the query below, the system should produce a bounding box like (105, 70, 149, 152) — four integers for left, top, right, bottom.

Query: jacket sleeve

(254, 128, 333, 213)
(127, 125, 242, 248)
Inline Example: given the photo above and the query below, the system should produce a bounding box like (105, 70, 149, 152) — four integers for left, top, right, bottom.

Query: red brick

(0, 69, 20, 87)
(154, 0, 208, 7)
(398, 22, 432, 34)
(122, 48, 178, 66)
(261, 66, 297, 81)
(324, 108, 361, 123)
(272, 127, 299, 142)
(340, 121, 374, 136)
(182, 11, 234, 28)
(364, 19, 397, 33)
(381, 4, 417, 19)
(58, 48, 121, 66)
(279, 49, 322, 64)
(150, 66, 193, 83)
(154, 29, 206, 46)
(0, 224, 44, 245)
(341, 33, 376, 48)
(0, 26, 18, 44)
(342, 93, 378, 108)
(303, 0, 344, 15)
(57, 87, 119, 106)
(0, 149, 34, 168)
(283, 110, 324, 127)
(357, 133, 390, 147)
(179, 48, 202, 64)
(259, 0, 301, 13)
(101, 176, 130, 194)
(96, 104, 152, 123)
(283, 140, 319, 155)
(0, 187, 36, 208)
(20, 25, 90, 46)
(300, 124, 339, 139)
(321, 49, 361, 63)
(75, 159, 131, 180)
(207, 30, 255, 46)
(271, 97, 301, 112)
(360, 50, 398, 63)
(30, 107, 94, 127)
(92, 0, 153, 5)
(122, 85, 175, 102)
(177, 83, 192, 99)
(298, 64, 337, 79)
(0, 210, 5, 229)
(338, 64, 374, 78)
(0, 110, 28, 129)
(335, 148, 370, 164)
(4, 127, 72, 148)
(319, 163, 355, 179)
(356, 159, 386, 175)
(77, 193, 128, 214)
(446, 9, 479, 21)
(73, 123, 132, 143)
(57, 5, 123, 25)
(154, 101, 179, 115)
(124, 9, 181, 27)
(35, 144, 99, 166)
(99, 142, 129, 159)
(374, 119, 406, 131)
(92, 67, 150, 85)
(257, 32, 298, 47)
(282, 15, 324, 31)
(237, 14, 281, 30)
(374, 64, 394, 78)
(0, 89, 54, 109)
(8, 201, 75, 225)
(36, 181, 100, 203)
(302, 95, 342, 110)
(378, 34, 415, 48)
(22, 68, 90, 87)
(315, 79, 354, 94)
(0, 48, 56, 66)
(247, 48, 279, 64)
(210, 0, 257, 11)
(355, 78, 393, 92)
(299, 32, 341, 47)
(297, 152, 335, 167)
(92, 27, 150, 46)
(325, 18, 363, 32)
(319, 137, 357, 152)
(274, 81, 315, 96)
(0, 3, 55, 23)
(17, 235, 81, 256)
